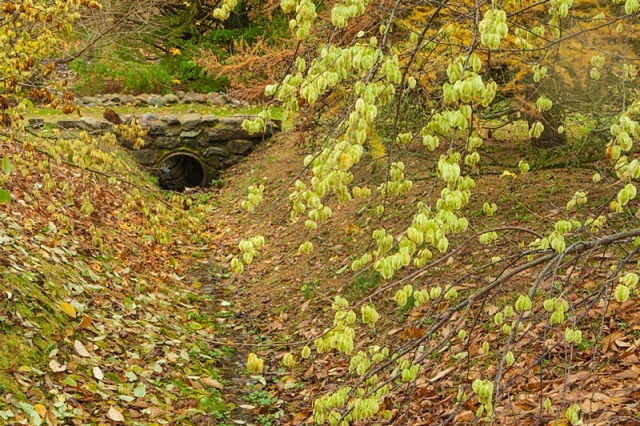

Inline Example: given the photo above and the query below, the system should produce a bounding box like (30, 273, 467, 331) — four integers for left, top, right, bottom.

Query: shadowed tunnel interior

(158, 153, 207, 191)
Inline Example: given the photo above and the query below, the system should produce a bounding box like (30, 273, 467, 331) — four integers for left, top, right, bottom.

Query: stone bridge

(39, 113, 278, 190)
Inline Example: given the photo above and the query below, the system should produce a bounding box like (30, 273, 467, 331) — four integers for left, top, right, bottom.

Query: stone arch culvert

(48, 112, 279, 191)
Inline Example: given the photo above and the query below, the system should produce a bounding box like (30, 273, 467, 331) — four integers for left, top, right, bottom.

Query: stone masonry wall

(36, 112, 278, 184)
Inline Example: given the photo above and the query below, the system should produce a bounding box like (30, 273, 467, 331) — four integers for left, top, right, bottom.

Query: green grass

(27, 104, 283, 121)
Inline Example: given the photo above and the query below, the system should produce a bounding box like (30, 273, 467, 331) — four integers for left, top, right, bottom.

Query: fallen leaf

(49, 359, 66, 373)
(34, 404, 46, 417)
(47, 409, 58, 426)
(77, 315, 93, 329)
(74, 340, 90, 357)
(239, 404, 256, 410)
(429, 367, 455, 382)
(60, 302, 76, 318)
(108, 406, 124, 422)
(201, 377, 224, 389)
(93, 366, 104, 380)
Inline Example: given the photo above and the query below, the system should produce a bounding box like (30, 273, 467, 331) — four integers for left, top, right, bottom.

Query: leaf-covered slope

(0, 133, 230, 425)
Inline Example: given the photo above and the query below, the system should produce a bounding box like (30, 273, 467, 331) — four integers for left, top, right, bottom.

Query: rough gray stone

(222, 94, 240, 106)
(163, 94, 179, 105)
(179, 113, 202, 130)
(161, 115, 180, 125)
(105, 93, 121, 103)
(120, 94, 137, 105)
(120, 114, 134, 125)
(203, 146, 229, 157)
(143, 120, 166, 135)
(227, 140, 254, 155)
(155, 136, 180, 149)
(132, 149, 157, 165)
(182, 92, 197, 104)
(82, 96, 100, 105)
(180, 129, 202, 138)
(207, 93, 225, 106)
(149, 96, 165, 107)
(193, 93, 208, 104)
(80, 117, 110, 130)
(201, 114, 218, 125)
(135, 94, 150, 105)
(140, 113, 159, 122)
(175, 90, 186, 99)
(57, 120, 83, 129)
(221, 155, 243, 167)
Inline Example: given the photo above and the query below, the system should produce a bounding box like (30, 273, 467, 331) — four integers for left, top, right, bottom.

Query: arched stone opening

(157, 152, 208, 191)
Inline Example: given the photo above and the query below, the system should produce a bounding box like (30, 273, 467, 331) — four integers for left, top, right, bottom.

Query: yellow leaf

(172, 79, 181, 85)
(60, 301, 76, 318)
(77, 315, 93, 329)
(500, 170, 517, 180)
(169, 47, 181, 56)
(34, 404, 47, 417)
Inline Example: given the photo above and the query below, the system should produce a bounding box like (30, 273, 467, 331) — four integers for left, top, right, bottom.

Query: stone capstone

(80, 117, 110, 131)
(201, 115, 218, 125)
(179, 113, 202, 130)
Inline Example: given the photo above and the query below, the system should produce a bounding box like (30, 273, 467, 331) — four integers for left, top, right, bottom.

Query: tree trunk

(526, 107, 566, 148)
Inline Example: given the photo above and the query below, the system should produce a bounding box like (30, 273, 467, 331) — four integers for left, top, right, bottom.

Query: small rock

(161, 115, 180, 125)
(193, 93, 208, 104)
(221, 155, 243, 167)
(175, 90, 186, 99)
(182, 92, 197, 104)
(155, 136, 180, 149)
(204, 146, 229, 157)
(163, 94, 179, 105)
(120, 94, 137, 105)
(149, 96, 166, 107)
(207, 93, 225, 106)
(140, 113, 159, 122)
(227, 140, 254, 155)
(201, 114, 218, 125)
(80, 116, 110, 130)
(105, 93, 121, 103)
(142, 120, 166, 135)
(57, 120, 83, 129)
(82, 96, 100, 105)
(221, 94, 240, 106)
(135, 94, 150, 105)
(180, 129, 202, 138)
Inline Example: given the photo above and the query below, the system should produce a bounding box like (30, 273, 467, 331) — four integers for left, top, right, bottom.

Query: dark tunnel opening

(157, 153, 208, 191)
